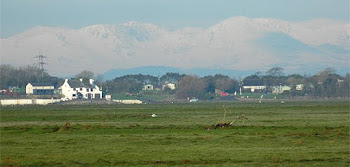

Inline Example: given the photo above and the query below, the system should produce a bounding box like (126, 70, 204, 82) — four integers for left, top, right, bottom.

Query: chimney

(89, 79, 94, 85)
(79, 78, 83, 82)
(65, 79, 68, 82)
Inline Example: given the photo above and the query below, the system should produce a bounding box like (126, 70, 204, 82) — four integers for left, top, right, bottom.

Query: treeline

(0, 65, 63, 89)
(1, 64, 349, 99)
(104, 67, 349, 99)
(243, 67, 350, 98)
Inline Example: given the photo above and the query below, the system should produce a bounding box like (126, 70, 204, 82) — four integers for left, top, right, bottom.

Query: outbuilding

(26, 83, 54, 95)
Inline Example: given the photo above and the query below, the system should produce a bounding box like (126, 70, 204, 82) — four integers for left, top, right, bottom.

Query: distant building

(272, 85, 292, 94)
(242, 80, 266, 93)
(296, 84, 304, 91)
(105, 95, 112, 101)
(162, 83, 176, 90)
(26, 83, 54, 95)
(58, 78, 102, 100)
(143, 84, 154, 90)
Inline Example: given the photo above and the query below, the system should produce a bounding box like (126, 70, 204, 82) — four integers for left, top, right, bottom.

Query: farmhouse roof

(30, 83, 54, 87)
(243, 79, 264, 86)
(68, 79, 93, 88)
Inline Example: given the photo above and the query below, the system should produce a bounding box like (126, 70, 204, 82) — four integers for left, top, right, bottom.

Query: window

(80, 88, 82, 91)
(91, 88, 93, 92)
(73, 94, 76, 97)
(73, 88, 76, 91)
(87, 88, 89, 92)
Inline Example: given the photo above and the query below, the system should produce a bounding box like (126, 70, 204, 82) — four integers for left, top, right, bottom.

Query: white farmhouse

(58, 78, 102, 100)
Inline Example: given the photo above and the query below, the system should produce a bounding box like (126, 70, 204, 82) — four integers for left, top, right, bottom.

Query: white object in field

(151, 114, 158, 117)
(190, 98, 198, 102)
(281, 101, 285, 104)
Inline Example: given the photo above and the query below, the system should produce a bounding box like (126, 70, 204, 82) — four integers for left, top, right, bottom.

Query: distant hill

(103, 66, 255, 80)
(2, 16, 349, 76)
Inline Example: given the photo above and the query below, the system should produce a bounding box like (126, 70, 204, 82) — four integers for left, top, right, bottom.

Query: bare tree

(266, 67, 284, 77)
(215, 77, 235, 92)
(75, 70, 95, 79)
(175, 75, 207, 99)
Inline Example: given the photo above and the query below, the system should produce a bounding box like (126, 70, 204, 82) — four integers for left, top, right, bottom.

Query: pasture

(1, 100, 349, 166)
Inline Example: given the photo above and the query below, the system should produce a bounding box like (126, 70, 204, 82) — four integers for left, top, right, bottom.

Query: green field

(1, 101, 349, 166)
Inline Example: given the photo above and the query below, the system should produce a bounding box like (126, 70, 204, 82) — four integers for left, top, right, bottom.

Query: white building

(105, 95, 112, 101)
(26, 83, 54, 95)
(162, 83, 176, 90)
(143, 84, 154, 90)
(58, 78, 102, 100)
(272, 85, 292, 94)
(296, 84, 304, 91)
(242, 80, 266, 93)
(242, 85, 267, 93)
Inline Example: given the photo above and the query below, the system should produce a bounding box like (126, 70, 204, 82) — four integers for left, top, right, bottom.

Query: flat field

(1, 100, 349, 166)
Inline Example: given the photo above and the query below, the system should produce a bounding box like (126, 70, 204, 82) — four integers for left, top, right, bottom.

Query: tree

(202, 74, 238, 93)
(160, 72, 186, 84)
(175, 75, 207, 99)
(113, 74, 158, 85)
(75, 70, 95, 80)
(214, 76, 235, 93)
(304, 68, 344, 98)
(0, 64, 53, 89)
(108, 74, 159, 93)
(317, 67, 336, 84)
(266, 67, 284, 77)
(287, 74, 304, 87)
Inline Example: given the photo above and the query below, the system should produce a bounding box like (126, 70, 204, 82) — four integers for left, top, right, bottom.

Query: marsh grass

(1, 101, 349, 166)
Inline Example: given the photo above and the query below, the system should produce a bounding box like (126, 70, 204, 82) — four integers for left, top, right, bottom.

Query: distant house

(143, 84, 154, 91)
(242, 80, 266, 93)
(26, 83, 54, 95)
(58, 78, 102, 100)
(162, 83, 176, 90)
(272, 85, 292, 94)
(296, 84, 304, 91)
(105, 95, 112, 101)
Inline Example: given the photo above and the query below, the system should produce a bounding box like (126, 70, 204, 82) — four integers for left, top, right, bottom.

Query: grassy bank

(1, 101, 349, 166)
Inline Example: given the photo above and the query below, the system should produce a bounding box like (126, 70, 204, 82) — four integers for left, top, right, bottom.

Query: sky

(1, 0, 349, 38)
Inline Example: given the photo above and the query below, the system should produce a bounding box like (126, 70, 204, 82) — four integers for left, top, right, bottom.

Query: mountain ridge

(2, 16, 349, 76)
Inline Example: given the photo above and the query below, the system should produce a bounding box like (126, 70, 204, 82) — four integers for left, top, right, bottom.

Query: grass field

(1, 100, 349, 166)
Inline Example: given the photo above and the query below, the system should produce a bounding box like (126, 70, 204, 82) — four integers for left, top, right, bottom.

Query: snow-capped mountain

(1, 16, 349, 76)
